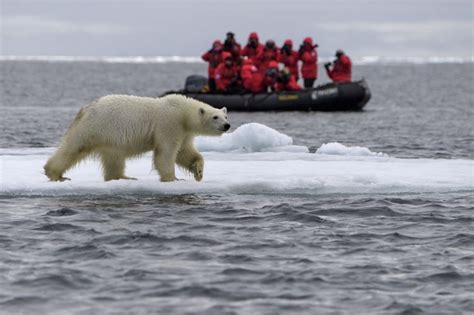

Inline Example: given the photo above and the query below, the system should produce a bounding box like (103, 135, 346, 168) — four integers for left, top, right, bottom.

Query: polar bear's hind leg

(99, 149, 136, 181)
(44, 145, 90, 181)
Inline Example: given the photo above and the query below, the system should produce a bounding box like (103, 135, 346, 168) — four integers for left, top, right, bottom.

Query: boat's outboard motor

(184, 75, 208, 93)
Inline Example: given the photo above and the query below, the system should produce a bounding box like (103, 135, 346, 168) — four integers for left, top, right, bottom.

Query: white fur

(44, 94, 229, 182)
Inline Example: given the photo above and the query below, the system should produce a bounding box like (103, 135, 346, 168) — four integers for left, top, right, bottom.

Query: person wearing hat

(242, 32, 264, 67)
(262, 60, 280, 92)
(298, 37, 318, 88)
(278, 39, 299, 81)
(276, 67, 302, 92)
(244, 60, 279, 93)
(215, 51, 240, 92)
(223, 31, 241, 62)
(201, 40, 224, 92)
(324, 49, 352, 82)
(256, 39, 280, 76)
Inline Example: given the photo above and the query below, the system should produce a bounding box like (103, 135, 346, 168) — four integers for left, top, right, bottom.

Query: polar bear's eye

(213, 116, 218, 120)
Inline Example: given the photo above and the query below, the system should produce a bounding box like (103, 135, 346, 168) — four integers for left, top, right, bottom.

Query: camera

(224, 39, 233, 48)
(266, 68, 278, 77)
(266, 42, 275, 49)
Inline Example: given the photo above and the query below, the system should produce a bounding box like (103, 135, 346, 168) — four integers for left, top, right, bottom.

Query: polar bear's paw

(44, 168, 70, 182)
(191, 160, 204, 182)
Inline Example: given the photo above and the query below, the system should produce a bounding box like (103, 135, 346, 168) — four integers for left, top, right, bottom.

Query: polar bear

(44, 94, 230, 182)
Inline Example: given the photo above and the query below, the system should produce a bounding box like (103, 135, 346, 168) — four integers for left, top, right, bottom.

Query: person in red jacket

(262, 61, 279, 92)
(215, 52, 240, 92)
(278, 39, 299, 81)
(245, 61, 279, 93)
(201, 40, 223, 92)
(276, 68, 302, 92)
(298, 37, 318, 88)
(222, 32, 241, 63)
(240, 58, 258, 91)
(247, 72, 264, 93)
(256, 40, 280, 75)
(325, 49, 352, 82)
(241, 32, 264, 67)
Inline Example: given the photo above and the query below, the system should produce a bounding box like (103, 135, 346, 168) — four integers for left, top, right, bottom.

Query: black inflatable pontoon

(163, 75, 371, 111)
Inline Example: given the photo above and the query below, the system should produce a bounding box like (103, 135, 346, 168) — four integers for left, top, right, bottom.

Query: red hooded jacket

(278, 39, 299, 80)
(246, 60, 279, 93)
(248, 72, 264, 93)
(240, 59, 258, 91)
(259, 61, 279, 92)
(276, 75, 302, 92)
(201, 40, 223, 79)
(257, 41, 280, 74)
(215, 52, 239, 91)
(223, 39, 241, 61)
(241, 32, 264, 66)
(327, 54, 352, 82)
(298, 37, 318, 80)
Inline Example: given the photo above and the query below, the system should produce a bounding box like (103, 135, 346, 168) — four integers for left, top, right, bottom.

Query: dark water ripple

(45, 207, 79, 216)
(0, 193, 472, 314)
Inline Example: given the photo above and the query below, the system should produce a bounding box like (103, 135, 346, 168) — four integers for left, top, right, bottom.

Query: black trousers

(208, 79, 216, 92)
(304, 79, 315, 88)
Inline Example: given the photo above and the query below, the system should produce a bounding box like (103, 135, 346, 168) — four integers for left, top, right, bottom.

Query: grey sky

(1, 0, 473, 58)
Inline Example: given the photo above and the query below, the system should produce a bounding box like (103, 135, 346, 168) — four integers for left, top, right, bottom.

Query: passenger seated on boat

(245, 61, 279, 93)
(222, 32, 242, 63)
(215, 52, 241, 93)
(245, 70, 264, 93)
(276, 68, 302, 92)
(278, 39, 299, 81)
(256, 40, 280, 75)
(263, 61, 280, 92)
(201, 40, 224, 92)
(324, 49, 352, 82)
(240, 58, 258, 92)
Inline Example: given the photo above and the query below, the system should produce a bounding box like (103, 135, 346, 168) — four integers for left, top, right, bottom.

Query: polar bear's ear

(199, 108, 205, 115)
(221, 107, 227, 114)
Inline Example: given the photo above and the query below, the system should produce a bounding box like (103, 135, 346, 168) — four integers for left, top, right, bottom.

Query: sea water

(0, 60, 473, 314)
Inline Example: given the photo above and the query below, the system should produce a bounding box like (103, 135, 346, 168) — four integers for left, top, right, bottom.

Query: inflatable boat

(162, 75, 371, 111)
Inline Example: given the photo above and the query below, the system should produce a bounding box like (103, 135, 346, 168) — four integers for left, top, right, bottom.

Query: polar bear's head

(198, 106, 230, 136)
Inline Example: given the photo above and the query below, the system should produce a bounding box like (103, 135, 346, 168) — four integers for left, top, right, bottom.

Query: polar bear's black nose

(224, 123, 231, 131)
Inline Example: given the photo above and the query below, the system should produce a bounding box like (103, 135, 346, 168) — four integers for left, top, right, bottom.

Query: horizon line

(1, 55, 473, 65)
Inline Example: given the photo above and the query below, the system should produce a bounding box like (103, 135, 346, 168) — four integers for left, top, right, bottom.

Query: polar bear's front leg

(153, 148, 177, 182)
(176, 143, 204, 181)
(100, 150, 126, 181)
